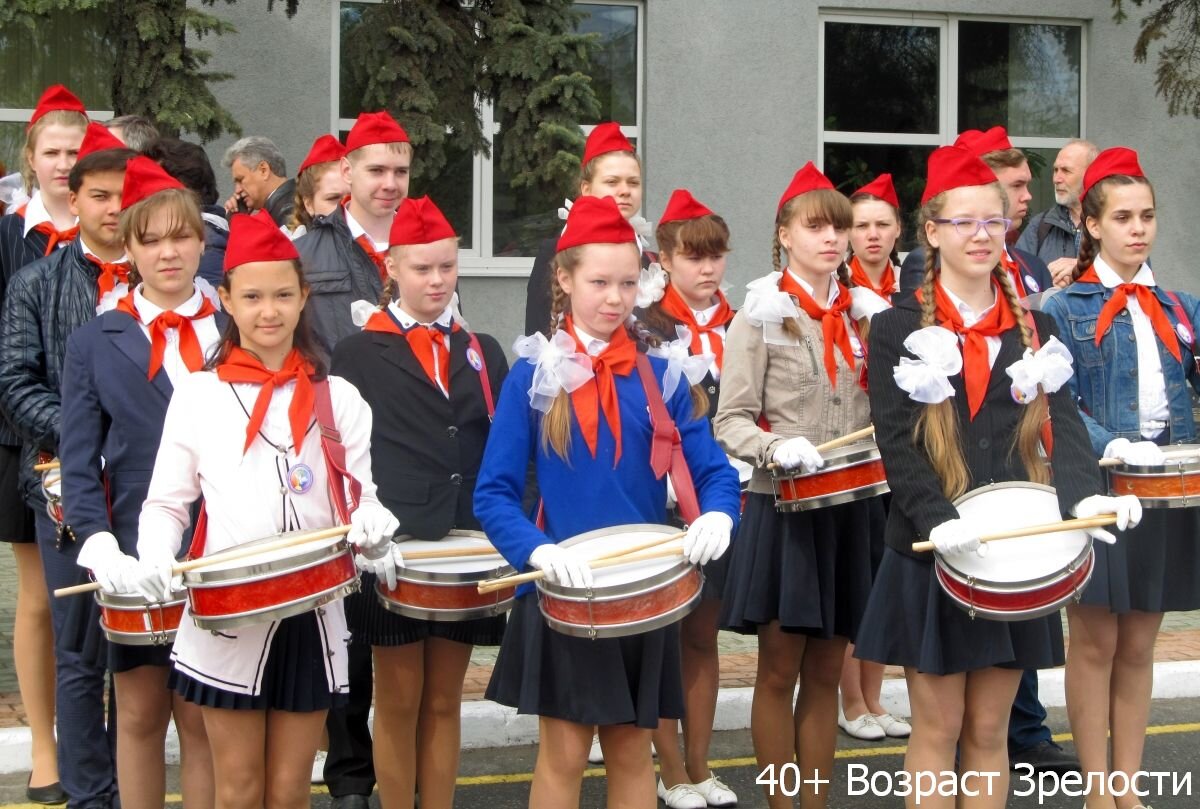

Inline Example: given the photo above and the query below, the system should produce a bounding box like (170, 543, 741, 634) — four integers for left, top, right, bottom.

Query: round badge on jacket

(287, 463, 314, 494)
(466, 347, 483, 371)
(1024, 274, 1040, 293)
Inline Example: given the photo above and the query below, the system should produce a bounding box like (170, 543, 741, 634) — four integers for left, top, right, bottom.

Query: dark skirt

(485, 594, 684, 729)
(719, 492, 882, 639)
(854, 547, 1065, 676)
(111, 641, 172, 673)
(343, 573, 507, 646)
(170, 613, 347, 712)
(0, 444, 35, 542)
(1079, 505, 1200, 613)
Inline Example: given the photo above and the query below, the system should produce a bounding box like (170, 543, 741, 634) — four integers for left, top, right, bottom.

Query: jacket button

(450, 473, 463, 484)
(707, 386, 716, 394)
(1130, 368, 1137, 377)
(447, 426, 458, 437)
(979, 438, 991, 450)
(831, 396, 842, 406)
(1130, 402, 1138, 411)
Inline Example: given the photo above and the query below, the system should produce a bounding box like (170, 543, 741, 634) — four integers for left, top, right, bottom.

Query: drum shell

(95, 590, 187, 645)
(375, 530, 516, 621)
(1107, 445, 1200, 508)
(771, 441, 889, 512)
(41, 468, 64, 526)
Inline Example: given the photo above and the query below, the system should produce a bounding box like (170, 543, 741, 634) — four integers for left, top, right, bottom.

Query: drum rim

(94, 590, 187, 608)
(375, 588, 515, 622)
(935, 543, 1093, 589)
(392, 530, 514, 582)
(775, 481, 890, 512)
(769, 441, 880, 481)
(540, 575, 703, 639)
(935, 553, 1094, 621)
(184, 536, 350, 584)
(542, 524, 689, 597)
(189, 578, 360, 630)
(1107, 443, 1200, 473)
(538, 562, 695, 600)
(100, 626, 179, 646)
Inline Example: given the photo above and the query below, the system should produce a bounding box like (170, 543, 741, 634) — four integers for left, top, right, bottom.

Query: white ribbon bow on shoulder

(350, 299, 378, 329)
(742, 272, 800, 327)
(514, 330, 595, 413)
(893, 326, 963, 404)
(1005, 335, 1074, 404)
(648, 325, 713, 401)
(636, 262, 668, 308)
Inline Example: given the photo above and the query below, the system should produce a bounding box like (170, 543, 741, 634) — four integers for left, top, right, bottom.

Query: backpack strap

(634, 353, 700, 524)
(1162, 290, 1199, 380)
(313, 378, 362, 525)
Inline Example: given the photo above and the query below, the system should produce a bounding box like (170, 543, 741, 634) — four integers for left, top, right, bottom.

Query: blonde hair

(290, 161, 338, 230)
(22, 110, 88, 193)
(916, 185, 1049, 500)
(772, 189, 853, 339)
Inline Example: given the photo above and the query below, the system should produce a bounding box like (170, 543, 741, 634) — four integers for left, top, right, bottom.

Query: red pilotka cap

(659, 188, 716, 225)
(120, 156, 185, 211)
(852, 173, 900, 209)
(345, 111, 409, 152)
(1081, 147, 1144, 201)
(298, 134, 345, 175)
(224, 210, 300, 271)
(921, 146, 1000, 204)
(581, 122, 635, 166)
(389, 196, 456, 246)
(777, 161, 835, 213)
(557, 195, 636, 252)
(77, 122, 126, 160)
(28, 85, 86, 129)
(954, 126, 1013, 157)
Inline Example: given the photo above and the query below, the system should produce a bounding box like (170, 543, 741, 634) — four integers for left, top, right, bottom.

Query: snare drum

(1107, 444, 1200, 508)
(376, 530, 516, 621)
(41, 465, 63, 526)
(771, 441, 889, 512)
(934, 482, 1094, 621)
(96, 589, 187, 645)
(184, 528, 359, 631)
(536, 524, 702, 640)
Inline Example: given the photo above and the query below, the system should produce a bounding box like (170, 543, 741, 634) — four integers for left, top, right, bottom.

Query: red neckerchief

(1000, 250, 1029, 298)
(362, 308, 461, 395)
(926, 279, 1018, 420)
(656, 284, 734, 371)
(779, 270, 856, 388)
(848, 255, 896, 303)
(115, 291, 217, 379)
(33, 221, 79, 255)
(565, 316, 637, 465)
(1077, 265, 1181, 362)
(216, 346, 316, 454)
(84, 254, 131, 303)
(353, 234, 388, 283)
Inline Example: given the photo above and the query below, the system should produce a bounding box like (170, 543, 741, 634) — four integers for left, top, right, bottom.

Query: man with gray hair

(1016, 138, 1099, 286)
(103, 115, 160, 151)
(222, 135, 295, 226)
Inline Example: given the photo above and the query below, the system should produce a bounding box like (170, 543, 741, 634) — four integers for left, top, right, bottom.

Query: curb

(2, 660, 1198, 774)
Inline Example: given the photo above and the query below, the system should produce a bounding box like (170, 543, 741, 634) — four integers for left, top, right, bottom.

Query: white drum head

(561, 525, 683, 586)
(197, 529, 344, 572)
(397, 532, 504, 574)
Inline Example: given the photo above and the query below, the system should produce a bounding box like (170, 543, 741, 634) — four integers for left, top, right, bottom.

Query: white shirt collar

(1092, 255, 1155, 288)
(131, 284, 206, 325)
(343, 202, 389, 252)
(694, 299, 722, 326)
(571, 323, 610, 357)
(386, 299, 454, 331)
(785, 268, 841, 308)
(942, 285, 996, 329)
(77, 235, 128, 265)
(21, 190, 76, 237)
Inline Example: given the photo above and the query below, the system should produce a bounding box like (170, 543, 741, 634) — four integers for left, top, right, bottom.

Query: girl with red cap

(636, 187, 741, 808)
(132, 209, 400, 809)
(330, 196, 508, 809)
(713, 162, 882, 809)
(1044, 148, 1200, 809)
(855, 146, 1138, 809)
(62, 155, 219, 809)
(287, 135, 349, 239)
(475, 195, 741, 809)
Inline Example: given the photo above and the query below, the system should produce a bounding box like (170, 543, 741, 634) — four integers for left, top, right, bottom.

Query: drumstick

(53, 525, 354, 597)
(587, 531, 687, 563)
(33, 460, 60, 472)
(400, 545, 503, 561)
(477, 546, 687, 595)
(767, 425, 875, 470)
(910, 515, 1118, 553)
(1098, 448, 1200, 468)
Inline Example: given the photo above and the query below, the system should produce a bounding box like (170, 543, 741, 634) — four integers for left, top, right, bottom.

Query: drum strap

(1023, 311, 1054, 460)
(634, 353, 701, 524)
(466, 332, 495, 419)
(314, 378, 362, 525)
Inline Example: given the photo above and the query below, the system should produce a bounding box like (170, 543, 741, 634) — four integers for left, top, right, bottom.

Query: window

(334, 1, 643, 274)
(819, 14, 1084, 250)
(0, 9, 114, 181)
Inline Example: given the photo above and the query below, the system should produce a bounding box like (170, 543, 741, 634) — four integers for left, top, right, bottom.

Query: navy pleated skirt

(343, 573, 506, 647)
(1079, 505, 1200, 613)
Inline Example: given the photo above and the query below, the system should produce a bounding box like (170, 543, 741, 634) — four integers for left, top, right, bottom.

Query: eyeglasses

(931, 217, 1012, 238)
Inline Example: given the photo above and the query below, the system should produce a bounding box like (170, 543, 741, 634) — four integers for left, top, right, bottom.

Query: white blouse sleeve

(329, 375, 381, 510)
(137, 374, 207, 559)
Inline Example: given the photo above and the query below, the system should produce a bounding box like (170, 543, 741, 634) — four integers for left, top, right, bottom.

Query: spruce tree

(1114, 0, 1200, 118)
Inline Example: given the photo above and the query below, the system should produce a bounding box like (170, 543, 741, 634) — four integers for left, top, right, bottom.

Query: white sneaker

(874, 712, 912, 738)
(310, 749, 327, 784)
(657, 778, 707, 809)
(587, 735, 604, 765)
(838, 711, 886, 741)
(692, 774, 738, 807)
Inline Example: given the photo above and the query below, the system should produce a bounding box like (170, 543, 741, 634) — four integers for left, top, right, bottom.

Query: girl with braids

(637, 188, 741, 809)
(287, 135, 349, 239)
(331, 195, 507, 809)
(714, 162, 882, 809)
(476, 195, 740, 809)
(1044, 148, 1200, 809)
(855, 146, 1139, 809)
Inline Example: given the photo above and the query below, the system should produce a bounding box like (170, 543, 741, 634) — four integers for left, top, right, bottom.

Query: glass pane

(1018, 146, 1056, 234)
(0, 10, 112, 109)
(822, 142, 936, 253)
(412, 139, 474, 251)
(958, 22, 1081, 138)
(823, 22, 939, 134)
(1, 123, 26, 184)
(491, 124, 567, 257)
(576, 3, 639, 125)
(339, 2, 372, 120)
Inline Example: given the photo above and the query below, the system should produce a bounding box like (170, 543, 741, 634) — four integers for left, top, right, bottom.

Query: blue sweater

(474, 352, 741, 594)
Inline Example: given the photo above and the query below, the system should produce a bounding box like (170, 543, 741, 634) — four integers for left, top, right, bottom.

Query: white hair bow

(628, 214, 654, 241)
(1005, 336, 1074, 404)
(95, 283, 129, 316)
(648, 325, 713, 401)
(194, 277, 223, 311)
(742, 272, 800, 326)
(636, 262, 668, 308)
(350, 299, 378, 329)
(849, 286, 892, 322)
(0, 173, 30, 209)
(513, 330, 595, 413)
(893, 326, 963, 404)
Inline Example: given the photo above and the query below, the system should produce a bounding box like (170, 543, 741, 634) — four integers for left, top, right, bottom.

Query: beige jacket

(714, 309, 870, 494)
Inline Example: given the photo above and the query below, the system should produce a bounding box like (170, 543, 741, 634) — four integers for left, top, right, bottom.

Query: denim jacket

(1044, 280, 1200, 456)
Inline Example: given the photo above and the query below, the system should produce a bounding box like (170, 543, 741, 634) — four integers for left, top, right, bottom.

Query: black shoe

(26, 778, 67, 805)
(331, 794, 370, 809)
(1009, 739, 1080, 774)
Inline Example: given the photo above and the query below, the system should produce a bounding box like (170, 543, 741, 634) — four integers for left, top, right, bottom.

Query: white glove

(1103, 438, 1166, 466)
(130, 544, 181, 602)
(684, 512, 733, 565)
(355, 544, 405, 590)
(529, 543, 594, 589)
(349, 503, 401, 558)
(1072, 494, 1143, 544)
(773, 437, 825, 473)
(928, 518, 983, 556)
(76, 532, 140, 595)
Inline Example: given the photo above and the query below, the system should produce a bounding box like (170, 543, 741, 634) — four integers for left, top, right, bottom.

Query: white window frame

(331, 0, 644, 277)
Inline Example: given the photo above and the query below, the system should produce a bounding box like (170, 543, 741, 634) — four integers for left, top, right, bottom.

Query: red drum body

(41, 466, 64, 526)
(771, 441, 889, 512)
(537, 524, 702, 639)
(934, 482, 1094, 621)
(95, 589, 187, 645)
(376, 530, 515, 621)
(1107, 444, 1200, 508)
(184, 529, 359, 630)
